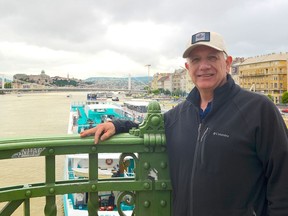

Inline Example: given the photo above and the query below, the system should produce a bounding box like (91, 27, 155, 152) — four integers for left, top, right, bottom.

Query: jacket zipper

(200, 127, 210, 164)
(190, 123, 210, 215)
(190, 123, 203, 215)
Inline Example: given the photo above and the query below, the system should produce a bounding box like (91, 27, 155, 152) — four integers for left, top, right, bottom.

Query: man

(81, 31, 288, 215)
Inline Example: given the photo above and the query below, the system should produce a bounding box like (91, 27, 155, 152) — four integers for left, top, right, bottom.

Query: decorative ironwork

(117, 191, 136, 216)
(0, 101, 172, 216)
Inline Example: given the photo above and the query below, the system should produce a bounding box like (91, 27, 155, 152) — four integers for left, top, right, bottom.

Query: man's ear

(226, 56, 233, 71)
(185, 62, 189, 70)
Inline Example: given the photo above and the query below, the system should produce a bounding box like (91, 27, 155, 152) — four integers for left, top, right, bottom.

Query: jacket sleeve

(112, 119, 139, 134)
(256, 103, 288, 215)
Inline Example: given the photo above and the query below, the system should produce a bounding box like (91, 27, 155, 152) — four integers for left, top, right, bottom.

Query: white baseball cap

(182, 31, 228, 58)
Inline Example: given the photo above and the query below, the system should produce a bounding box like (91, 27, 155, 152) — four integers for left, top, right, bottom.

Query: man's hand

(80, 122, 116, 144)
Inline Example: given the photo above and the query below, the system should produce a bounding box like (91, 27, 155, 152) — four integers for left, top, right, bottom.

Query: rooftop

(240, 52, 288, 65)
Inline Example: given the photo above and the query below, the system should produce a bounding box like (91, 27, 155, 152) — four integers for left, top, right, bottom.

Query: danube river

(0, 92, 87, 216)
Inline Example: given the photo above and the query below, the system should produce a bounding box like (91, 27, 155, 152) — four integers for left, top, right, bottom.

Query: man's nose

(199, 60, 211, 70)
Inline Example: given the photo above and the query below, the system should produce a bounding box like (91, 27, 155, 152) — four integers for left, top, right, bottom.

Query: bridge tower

(128, 74, 131, 91)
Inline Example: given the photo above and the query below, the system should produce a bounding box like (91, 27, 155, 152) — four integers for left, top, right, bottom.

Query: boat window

(94, 109, 106, 112)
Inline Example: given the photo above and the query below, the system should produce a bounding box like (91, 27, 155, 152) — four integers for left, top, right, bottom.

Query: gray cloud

(0, 0, 288, 78)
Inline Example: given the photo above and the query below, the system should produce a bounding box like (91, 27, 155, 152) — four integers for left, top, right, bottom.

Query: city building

(150, 72, 172, 92)
(231, 57, 245, 85)
(158, 74, 173, 92)
(238, 53, 288, 104)
(172, 69, 182, 92)
(29, 70, 51, 85)
(151, 68, 195, 95)
(184, 69, 194, 93)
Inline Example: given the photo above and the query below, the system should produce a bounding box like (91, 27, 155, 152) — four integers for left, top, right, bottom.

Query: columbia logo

(213, 132, 229, 138)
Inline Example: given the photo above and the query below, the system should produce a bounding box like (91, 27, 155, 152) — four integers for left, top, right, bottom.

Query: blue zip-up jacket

(113, 75, 288, 216)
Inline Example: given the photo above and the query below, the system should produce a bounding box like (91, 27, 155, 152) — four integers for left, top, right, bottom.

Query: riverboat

(63, 153, 134, 216)
(64, 101, 135, 215)
(122, 100, 150, 123)
(67, 101, 134, 134)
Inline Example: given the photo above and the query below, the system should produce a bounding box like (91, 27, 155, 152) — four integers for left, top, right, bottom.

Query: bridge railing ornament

(0, 101, 172, 216)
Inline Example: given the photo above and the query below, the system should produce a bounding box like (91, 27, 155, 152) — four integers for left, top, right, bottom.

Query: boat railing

(0, 101, 172, 216)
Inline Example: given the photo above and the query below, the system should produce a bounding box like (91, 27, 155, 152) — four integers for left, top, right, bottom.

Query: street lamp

(145, 64, 151, 77)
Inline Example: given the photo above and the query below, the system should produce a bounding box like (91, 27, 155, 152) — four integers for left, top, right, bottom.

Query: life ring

(106, 159, 113, 165)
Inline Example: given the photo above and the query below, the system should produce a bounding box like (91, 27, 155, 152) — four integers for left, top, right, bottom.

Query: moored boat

(123, 100, 150, 123)
(64, 99, 136, 215)
(68, 101, 134, 134)
(63, 154, 134, 216)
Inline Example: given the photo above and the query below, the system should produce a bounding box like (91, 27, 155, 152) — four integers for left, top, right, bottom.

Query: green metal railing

(0, 101, 172, 216)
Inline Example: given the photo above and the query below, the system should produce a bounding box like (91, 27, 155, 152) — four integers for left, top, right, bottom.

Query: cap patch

(192, 32, 210, 44)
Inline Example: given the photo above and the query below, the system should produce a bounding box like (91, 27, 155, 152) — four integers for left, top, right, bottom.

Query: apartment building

(159, 74, 173, 92)
(172, 69, 182, 91)
(151, 73, 170, 90)
(238, 53, 288, 104)
(151, 68, 195, 94)
(185, 70, 194, 93)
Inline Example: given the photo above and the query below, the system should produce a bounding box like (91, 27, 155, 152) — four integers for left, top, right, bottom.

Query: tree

(282, 92, 288, 104)
(152, 89, 160, 95)
(52, 79, 78, 87)
(164, 89, 171, 95)
(158, 88, 164, 94)
(4, 82, 12, 88)
(172, 89, 186, 97)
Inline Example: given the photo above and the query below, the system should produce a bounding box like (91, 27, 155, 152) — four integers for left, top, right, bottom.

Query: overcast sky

(0, 0, 287, 80)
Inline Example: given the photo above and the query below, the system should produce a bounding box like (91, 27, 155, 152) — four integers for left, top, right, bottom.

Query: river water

(0, 92, 87, 216)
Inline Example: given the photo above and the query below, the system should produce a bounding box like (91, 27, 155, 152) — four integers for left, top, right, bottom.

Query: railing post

(44, 154, 57, 216)
(88, 152, 99, 216)
(24, 199, 30, 216)
(130, 101, 172, 216)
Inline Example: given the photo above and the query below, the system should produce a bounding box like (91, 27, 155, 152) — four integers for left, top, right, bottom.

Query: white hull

(63, 154, 134, 216)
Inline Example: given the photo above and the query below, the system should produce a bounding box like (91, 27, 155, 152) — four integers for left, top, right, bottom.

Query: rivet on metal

(160, 200, 167, 207)
(48, 148, 54, 154)
(143, 162, 150, 170)
(49, 188, 55, 194)
(144, 201, 150, 208)
(160, 161, 167, 169)
(143, 182, 150, 189)
(161, 182, 167, 189)
(91, 185, 97, 190)
(91, 146, 97, 152)
(144, 147, 150, 152)
(25, 190, 32, 197)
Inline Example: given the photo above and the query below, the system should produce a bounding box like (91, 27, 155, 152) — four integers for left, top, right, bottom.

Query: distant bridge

(1, 74, 147, 93)
(2, 87, 146, 93)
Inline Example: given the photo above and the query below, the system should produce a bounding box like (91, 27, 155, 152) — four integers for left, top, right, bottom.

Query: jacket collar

(186, 74, 237, 108)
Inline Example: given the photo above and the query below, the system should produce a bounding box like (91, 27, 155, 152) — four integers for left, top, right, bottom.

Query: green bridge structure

(0, 101, 172, 216)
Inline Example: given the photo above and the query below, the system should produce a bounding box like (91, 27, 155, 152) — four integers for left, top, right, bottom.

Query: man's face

(185, 45, 232, 93)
